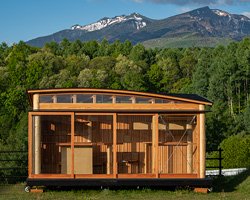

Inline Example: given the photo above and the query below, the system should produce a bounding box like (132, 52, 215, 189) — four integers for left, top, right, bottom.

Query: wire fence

(0, 150, 28, 184)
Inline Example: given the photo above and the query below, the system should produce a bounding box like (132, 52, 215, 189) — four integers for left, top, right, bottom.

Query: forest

(0, 38, 249, 169)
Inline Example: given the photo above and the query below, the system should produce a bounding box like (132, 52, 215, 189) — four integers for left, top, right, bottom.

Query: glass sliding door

(117, 115, 153, 174)
(31, 114, 72, 174)
(74, 114, 113, 175)
(158, 114, 198, 174)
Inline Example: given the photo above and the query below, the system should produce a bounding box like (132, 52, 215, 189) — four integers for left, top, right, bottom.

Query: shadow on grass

(212, 169, 249, 192)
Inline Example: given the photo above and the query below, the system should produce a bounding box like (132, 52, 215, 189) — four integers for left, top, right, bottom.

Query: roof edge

(27, 88, 212, 105)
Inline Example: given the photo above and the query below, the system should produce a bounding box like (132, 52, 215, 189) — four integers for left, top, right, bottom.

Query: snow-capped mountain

(27, 7, 250, 48)
(71, 13, 147, 32)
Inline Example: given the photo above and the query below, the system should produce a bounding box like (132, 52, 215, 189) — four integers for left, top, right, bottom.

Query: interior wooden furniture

(26, 88, 212, 188)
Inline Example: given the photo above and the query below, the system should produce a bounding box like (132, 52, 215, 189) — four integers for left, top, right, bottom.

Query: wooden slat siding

(39, 103, 199, 111)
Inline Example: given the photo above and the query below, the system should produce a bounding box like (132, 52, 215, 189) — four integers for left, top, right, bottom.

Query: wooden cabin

(26, 88, 212, 189)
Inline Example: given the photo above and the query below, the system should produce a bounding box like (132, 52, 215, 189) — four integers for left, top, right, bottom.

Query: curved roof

(27, 88, 212, 105)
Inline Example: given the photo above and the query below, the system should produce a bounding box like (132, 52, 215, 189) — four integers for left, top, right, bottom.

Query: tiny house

(26, 88, 212, 190)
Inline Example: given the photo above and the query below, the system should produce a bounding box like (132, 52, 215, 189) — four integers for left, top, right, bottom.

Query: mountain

(27, 7, 250, 48)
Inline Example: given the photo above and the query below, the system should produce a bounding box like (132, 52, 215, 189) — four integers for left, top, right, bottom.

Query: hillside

(26, 6, 250, 48)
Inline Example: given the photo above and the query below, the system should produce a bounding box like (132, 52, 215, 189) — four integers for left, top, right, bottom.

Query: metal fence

(206, 148, 223, 176)
(0, 150, 28, 183)
(0, 148, 223, 184)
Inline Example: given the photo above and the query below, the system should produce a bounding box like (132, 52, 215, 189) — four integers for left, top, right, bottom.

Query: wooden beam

(159, 174, 198, 178)
(199, 105, 206, 178)
(113, 113, 117, 178)
(39, 103, 200, 111)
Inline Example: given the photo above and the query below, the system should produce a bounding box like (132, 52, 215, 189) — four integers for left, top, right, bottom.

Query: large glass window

(158, 115, 197, 174)
(117, 115, 153, 174)
(74, 114, 113, 174)
(32, 115, 72, 174)
(39, 93, 185, 104)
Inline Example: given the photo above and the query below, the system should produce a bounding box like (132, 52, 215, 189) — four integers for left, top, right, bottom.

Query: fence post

(219, 148, 222, 176)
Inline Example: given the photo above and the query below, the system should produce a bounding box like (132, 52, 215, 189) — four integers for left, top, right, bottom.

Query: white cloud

(131, 0, 250, 5)
(180, 7, 192, 13)
(242, 11, 250, 18)
(132, 0, 144, 2)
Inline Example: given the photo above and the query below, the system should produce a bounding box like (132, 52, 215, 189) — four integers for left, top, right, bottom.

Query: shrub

(219, 133, 250, 169)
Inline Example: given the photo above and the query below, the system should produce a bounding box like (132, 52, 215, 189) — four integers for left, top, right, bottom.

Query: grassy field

(0, 170, 249, 200)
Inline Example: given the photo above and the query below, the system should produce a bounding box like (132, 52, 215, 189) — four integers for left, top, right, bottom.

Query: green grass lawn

(1, 170, 249, 200)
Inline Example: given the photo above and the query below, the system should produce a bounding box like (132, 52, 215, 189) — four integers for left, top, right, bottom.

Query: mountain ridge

(27, 6, 250, 48)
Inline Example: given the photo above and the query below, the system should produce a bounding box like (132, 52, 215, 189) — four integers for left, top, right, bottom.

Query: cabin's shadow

(212, 169, 249, 192)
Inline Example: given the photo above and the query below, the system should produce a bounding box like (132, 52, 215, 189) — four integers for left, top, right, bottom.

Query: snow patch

(212, 9, 229, 17)
(71, 14, 147, 31)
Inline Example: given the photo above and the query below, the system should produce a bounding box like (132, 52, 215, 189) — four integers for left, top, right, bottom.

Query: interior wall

(117, 115, 153, 174)
(158, 115, 198, 174)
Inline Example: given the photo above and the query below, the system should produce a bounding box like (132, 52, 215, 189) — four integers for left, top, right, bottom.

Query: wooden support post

(107, 145, 112, 174)
(152, 114, 159, 177)
(33, 94, 41, 174)
(219, 148, 222, 176)
(113, 113, 117, 178)
(186, 124, 193, 174)
(71, 113, 75, 177)
(199, 105, 206, 178)
(28, 113, 32, 176)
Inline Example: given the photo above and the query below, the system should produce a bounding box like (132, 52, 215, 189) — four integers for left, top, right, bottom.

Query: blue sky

(1, 0, 250, 44)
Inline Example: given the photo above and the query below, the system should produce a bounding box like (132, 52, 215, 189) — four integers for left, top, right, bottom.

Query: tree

(114, 55, 146, 91)
(65, 54, 90, 76)
(77, 68, 108, 88)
